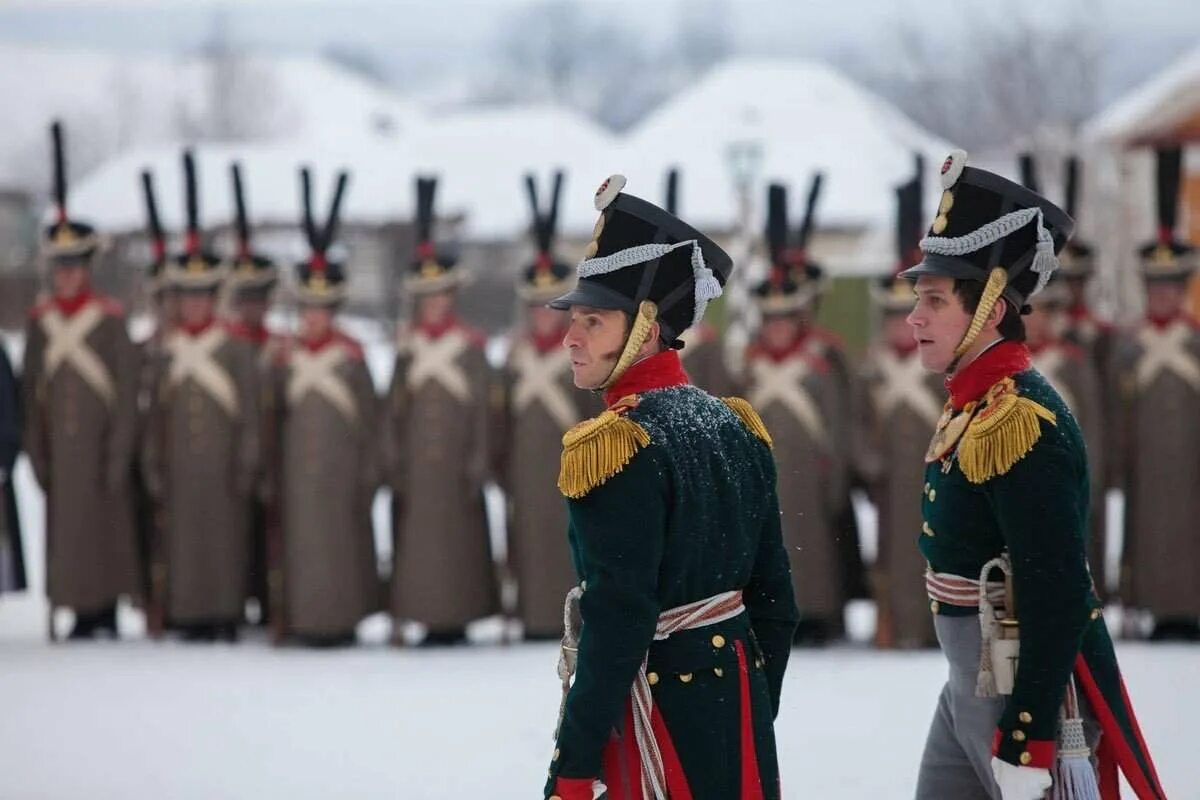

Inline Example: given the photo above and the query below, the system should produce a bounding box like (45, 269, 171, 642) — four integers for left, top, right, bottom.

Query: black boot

(181, 623, 218, 642)
(1150, 617, 1200, 642)
(421, 628, 467, 647)
(67, 611, 98, 640)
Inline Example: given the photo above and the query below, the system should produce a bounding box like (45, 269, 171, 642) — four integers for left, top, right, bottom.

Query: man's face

(178, 290, 216, 328)
(529, 304, 567, 339)
(562, 305, 627, 390)
(1145, 279, 1186, 320)
(51, 261, 89, 299)
(416, 290, 455, 327)
(300, 304, 334, 341)
(235, 293, 270, 328)
(907, 276, 971, 372)
(761, 314, 801, 352)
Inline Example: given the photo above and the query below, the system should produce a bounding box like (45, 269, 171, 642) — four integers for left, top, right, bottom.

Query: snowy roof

(64, 103, 619, 240)
(0, 44, 425, 186)
(619, 59, 951, 248)
(67, 140, 418, 236)
(56, 53, 953, 272)
(1084, 45, 1200, 146)
(405, 104, 620, 238)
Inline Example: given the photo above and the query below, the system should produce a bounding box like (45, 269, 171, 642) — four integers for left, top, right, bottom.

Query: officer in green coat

(543, 175, 799, 800)
(903, 150, 1167, 800)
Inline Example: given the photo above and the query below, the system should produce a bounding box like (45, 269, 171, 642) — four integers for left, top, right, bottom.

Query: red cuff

(551, 776, 596, 800)
(991, 729, 1056, 769)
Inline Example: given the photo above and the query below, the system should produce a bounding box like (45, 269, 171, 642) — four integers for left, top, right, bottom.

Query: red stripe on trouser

(1074, 655, 1167, 800)
(735, 641, 764, 800)
(1096, 735, 1120, 800)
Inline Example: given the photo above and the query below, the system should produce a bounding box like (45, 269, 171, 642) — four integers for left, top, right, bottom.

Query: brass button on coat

(1019, 711, 1032, 724)
(679, 673, 693, 684)
(1019, 751, 1032, 766)
(930, 600, 940, 613)
(713, 667, 724, 677)
(711, 634, 726, 648)
(1012, 730, 1026, 742)
(647, 672, 659, 686)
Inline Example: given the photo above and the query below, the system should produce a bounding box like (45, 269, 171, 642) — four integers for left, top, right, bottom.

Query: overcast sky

(1, 0, 1196, 104)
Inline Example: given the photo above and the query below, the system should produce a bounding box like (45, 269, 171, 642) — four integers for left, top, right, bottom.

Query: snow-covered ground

(0, 595, 1193, 799)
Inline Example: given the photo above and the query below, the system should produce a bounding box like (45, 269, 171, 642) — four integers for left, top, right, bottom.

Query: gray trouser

(914, 615, 1102, 800)
(914, 614, 1006, 800)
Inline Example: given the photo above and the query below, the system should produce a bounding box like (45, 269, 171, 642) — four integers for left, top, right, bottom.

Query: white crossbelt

(1136, 322, 1200, 391)
(873, 349, 943, 428)
(404, 330, 471, 403)
(556, 588, 745, 800)
(748, 358, 826, 447)
(40, 303, 116, 407)
(511, 343, 577, 432)
(287, 345, 358, 425)
(167, 328, 239, 418)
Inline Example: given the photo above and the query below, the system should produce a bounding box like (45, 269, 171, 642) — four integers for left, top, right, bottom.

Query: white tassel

(1051, 753, 1102, 800)
(691, 242, 722, 327)
(1050, 681, 1101, 800)
(1029, 209, 1060, 298)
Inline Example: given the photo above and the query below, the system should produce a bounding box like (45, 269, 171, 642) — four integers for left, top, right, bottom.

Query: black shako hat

(899, 149, 1075, 311)
(548, 174, 732, 348)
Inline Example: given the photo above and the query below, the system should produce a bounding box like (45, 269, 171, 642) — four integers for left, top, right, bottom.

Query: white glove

(990, 757, 1052, 800)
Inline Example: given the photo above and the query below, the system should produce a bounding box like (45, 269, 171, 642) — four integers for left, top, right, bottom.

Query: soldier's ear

(982, 297, 1006, 333)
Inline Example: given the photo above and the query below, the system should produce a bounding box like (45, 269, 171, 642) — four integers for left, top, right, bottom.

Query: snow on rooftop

(620, 59, 952, 237)
(406, 104, 621, 239)
(40, 51, 954, 271)
(1084, 45, 1200, 146)
(0, 44, 425, 186)
(65, 104, 619, 240)
(67, 139, 418, 236)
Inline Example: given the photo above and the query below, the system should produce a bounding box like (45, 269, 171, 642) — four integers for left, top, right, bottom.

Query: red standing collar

(603, 349, 691, 407)
(945, 340, 1031, 409)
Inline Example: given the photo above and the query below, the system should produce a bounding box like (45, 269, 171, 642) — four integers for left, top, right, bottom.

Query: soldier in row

(269, 168, 381, 646)
(23, 122, 141, 640)
(141, 150, 261, 642)
(1115, 145, 1200, 641)
(745, 177, 855, 644)
(495, 171, 598, 640)
(385, 176, 496, 646)
(859, 156, 942, 649)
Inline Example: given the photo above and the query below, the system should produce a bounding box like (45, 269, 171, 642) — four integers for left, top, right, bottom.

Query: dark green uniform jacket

(920, 340, 1166, 798)
(547, 350, 799, 800)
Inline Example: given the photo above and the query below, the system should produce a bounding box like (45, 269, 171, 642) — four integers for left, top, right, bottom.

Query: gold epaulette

(558, 394, 650, 499)
(957, 377, 1056, 484)
(720, 396, 773, 449)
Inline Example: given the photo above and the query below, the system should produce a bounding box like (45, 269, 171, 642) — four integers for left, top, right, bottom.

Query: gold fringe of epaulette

(720, 396, 774, 449)
(956, 383, 1056, 484)
(558, 409, 650, 499)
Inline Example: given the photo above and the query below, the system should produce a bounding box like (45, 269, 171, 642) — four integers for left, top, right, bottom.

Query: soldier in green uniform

(903, 150, 1166, 800)
(543, 175, 798, 800)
